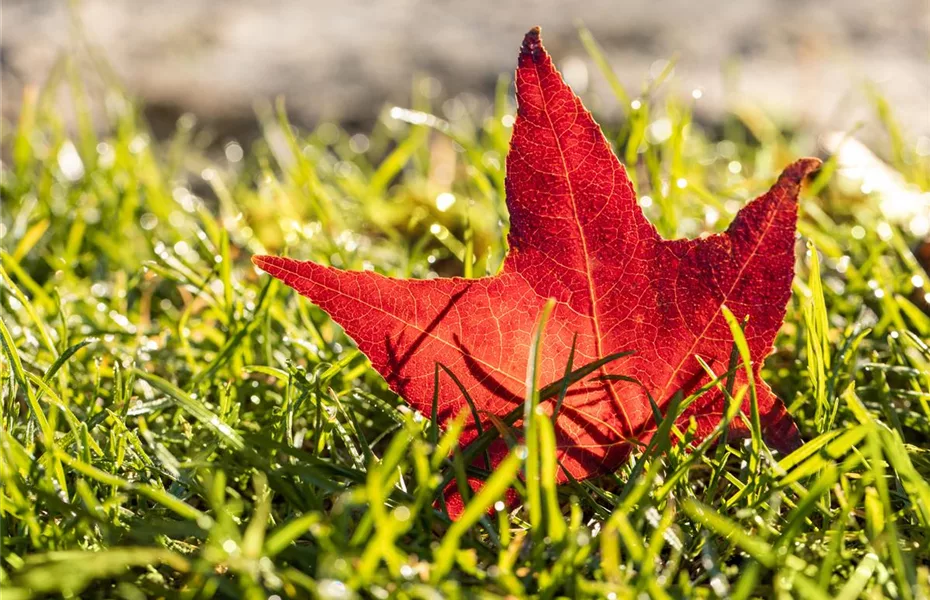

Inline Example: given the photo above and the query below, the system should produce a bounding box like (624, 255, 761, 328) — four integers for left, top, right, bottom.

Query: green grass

(2, 30, 930, 598)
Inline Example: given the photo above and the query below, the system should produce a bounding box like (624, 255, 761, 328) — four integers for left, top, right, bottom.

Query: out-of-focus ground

(2, 0, 928, 139)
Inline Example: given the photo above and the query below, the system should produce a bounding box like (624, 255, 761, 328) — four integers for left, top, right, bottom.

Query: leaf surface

(254, 28, 817, 514)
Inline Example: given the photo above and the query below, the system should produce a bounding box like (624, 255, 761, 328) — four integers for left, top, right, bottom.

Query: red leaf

(254, 27, 818, 514)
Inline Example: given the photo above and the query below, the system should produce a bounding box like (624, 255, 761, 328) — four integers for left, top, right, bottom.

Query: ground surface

(3, 0, 928, 138)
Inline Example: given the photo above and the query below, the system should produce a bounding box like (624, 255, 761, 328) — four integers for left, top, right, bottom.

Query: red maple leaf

(254, 28, 817, 514)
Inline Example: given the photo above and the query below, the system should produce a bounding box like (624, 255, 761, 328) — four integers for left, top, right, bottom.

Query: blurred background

(3, 0, 928, 140)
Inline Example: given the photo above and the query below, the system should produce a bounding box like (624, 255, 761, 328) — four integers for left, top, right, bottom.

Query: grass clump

(2, 32, 930, 599)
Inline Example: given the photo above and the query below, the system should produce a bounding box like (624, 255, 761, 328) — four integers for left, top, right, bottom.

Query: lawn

(2, 30, 930, 598)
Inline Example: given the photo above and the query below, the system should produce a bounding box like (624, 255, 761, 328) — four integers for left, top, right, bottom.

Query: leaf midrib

(529, 59, 634, 435)
(268, 262, 526, 391)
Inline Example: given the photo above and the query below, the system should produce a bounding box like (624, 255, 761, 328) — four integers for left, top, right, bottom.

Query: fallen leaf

(254, 27, 817, 515)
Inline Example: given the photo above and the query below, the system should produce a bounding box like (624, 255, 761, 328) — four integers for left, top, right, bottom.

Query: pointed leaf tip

(521, 27, 544, 62)
(760, 158, 821, 210)
(780, 157, 822, 187)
